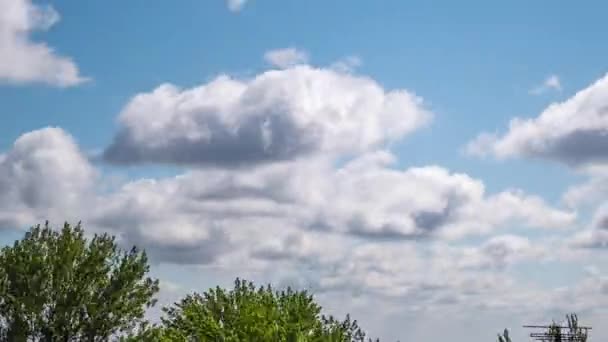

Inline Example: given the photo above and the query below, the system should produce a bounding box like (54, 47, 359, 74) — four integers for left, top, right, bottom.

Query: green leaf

(0, 221, 159, 341)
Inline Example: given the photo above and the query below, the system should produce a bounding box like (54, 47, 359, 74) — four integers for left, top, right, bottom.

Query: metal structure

(523, 324, 591, 342)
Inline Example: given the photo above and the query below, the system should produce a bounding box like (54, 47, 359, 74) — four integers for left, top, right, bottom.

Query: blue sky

(2, 0, 608, 340)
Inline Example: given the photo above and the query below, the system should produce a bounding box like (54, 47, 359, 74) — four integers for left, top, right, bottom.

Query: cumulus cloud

(1, 126, 603, 331)
(458, 235, 544, 270)
(226, 0, 247, 12)
(103, 65, 431, 167)
(247, 234, 554, 314)
(91, 150, 575, 264)
(569, 203, 608, 249)
(572, 229, 608, 249)
(557, 270, 608, 311)
(560, 170, 608, 250)
(0, 128, 96, 228)
(529, 74, 562, 95)
(299, 152, 575, 240)
(0, 125, 575, 264)
(563, 174, 608, 208)
(89, 173, 276, 264)
(264, 48, 309, 69)
(467, 73, 608, 167)
(0, 0, 86, 86)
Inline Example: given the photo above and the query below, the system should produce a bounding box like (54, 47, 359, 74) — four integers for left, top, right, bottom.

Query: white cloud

(330, 55, 362, 73)
(457, 235, 545, 270)
(245, 233, 565, 317)
(104, 65, 432, 166)
(568, 203, 608, 250)
(90, 150, 575, 263)
(226, 0, 247, 12)
(2, 44, 601, 337)
(1, 127, 605, 340)
(467, 73, 608, 167)
(0, 126, 575, 263)
(563, 174, 608, 208)
(529, 74, 562, 95)
(0, 0, 87, 86)
(264, 48, 309, 69)
(572, 228, 608, 249)
(560, 167, 608, 250)
(292, 152, 575, 240)
(0, 127, 96, 228)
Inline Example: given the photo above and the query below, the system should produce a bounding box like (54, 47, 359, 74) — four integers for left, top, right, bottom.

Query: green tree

(0, 222, 159, 341)
(131, 278, 378, 342)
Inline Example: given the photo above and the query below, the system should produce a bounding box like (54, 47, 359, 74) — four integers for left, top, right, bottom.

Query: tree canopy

(0, 222, 159, 341)
(128, 278, 378, 342)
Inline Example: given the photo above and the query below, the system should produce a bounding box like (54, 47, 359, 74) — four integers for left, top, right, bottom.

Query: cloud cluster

(2, 48, 601, 331)
(97, 149, 574, 262)
(300, 152, 573, 240)
(469, 72, 608, 254)
(0, 126, 575, 265)
(457, 235, 542, 270)
(103, 65, 431, 166)
(243, 233, 559, 315)
(467, 73, 608, 167)
(566, 201, 608, 249)
(467, 71, 608, 255)
(0, 128, 95, 228)
(0, 0, 86, 86)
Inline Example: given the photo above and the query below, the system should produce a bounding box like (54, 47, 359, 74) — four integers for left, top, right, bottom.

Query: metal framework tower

(523, 325, 591, 341)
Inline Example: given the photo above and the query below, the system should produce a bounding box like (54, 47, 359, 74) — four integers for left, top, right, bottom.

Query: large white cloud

(0, 127, 95, 228)
(467, 73, 608, 167)
(0, 0, 86, 86)
(563, 176, 608, 209)
(292, 151, 575, 240)
(568, 202, 608, 249)
(244, 233, 557, 314)
(91, 150, 576, 263)
(1, 127, 605, 340)
(562, 171, 608, 249)
(0, 128, 574, 262)
(103, 65, 432, 166)
(456, 235, 544, 270)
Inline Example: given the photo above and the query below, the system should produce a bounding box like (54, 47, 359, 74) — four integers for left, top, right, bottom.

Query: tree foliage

(0, 222, 159, 341)
(129, 278, 378, 342)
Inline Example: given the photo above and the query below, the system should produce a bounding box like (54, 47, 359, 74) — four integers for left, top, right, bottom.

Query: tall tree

(130, 278, 378, 342)
(0, 222, 159, 341)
